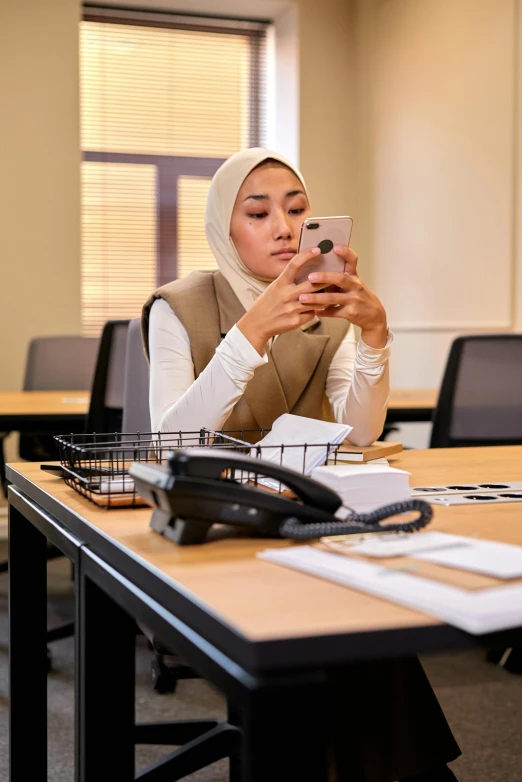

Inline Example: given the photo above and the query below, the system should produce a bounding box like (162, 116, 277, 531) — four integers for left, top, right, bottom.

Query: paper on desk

(311, 462, 411, 513)
(416, 536, 522, 579)
(252, 414, 352, 489)
(346, 531, 468, 558)
(337, 531, 522, 579)
(98, 476, 136, 493)
(258, 546, 522, 635)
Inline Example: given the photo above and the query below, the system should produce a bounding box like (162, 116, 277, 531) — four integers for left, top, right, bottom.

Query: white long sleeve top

(148, 298, 393, 446)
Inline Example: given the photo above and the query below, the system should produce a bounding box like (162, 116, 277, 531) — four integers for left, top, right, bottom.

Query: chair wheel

(47, 648, 53, 673)
(151, 658, 178, 694)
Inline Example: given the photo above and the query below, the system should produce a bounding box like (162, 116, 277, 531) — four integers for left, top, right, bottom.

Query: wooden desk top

(0, 390, 90, 417)
(388, 388, 438, 410)
(0, 389, 432, 418)
(7, 446, 522, 647)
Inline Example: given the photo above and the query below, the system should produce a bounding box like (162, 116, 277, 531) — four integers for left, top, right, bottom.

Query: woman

(142, 148, 460, 781)
(143, 148, 389, 443)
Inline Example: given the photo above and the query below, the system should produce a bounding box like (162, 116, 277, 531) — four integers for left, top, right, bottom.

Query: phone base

(150, 508, 211, 545)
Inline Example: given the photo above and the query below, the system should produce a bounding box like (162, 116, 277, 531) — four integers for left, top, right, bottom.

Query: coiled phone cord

(280, 498, 433, 540)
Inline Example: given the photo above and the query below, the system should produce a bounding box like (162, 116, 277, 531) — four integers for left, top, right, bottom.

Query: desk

(0, 390, 90, 427)
(387, 388, 438, 424)
(0, 390, 90, 490)
(7, 447, 522, 781)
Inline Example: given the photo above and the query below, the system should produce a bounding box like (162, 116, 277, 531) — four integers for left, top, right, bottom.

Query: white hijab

(204, 147, 308, 312)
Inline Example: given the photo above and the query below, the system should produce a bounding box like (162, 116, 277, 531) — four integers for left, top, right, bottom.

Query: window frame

(81, 7, 268, 305)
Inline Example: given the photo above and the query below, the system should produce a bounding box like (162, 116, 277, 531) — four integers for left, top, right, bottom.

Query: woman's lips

(272, 250, 297, 260)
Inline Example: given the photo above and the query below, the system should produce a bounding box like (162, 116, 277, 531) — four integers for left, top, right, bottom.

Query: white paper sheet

(416, 536, 522, 579)
(258, 546, 522, 635)
(346, 531, 468, 558)
(251, 414, 352, 489)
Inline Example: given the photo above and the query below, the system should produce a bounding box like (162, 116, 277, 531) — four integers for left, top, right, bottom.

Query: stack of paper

(252, 414, 352, 483)
(311, 463, 412, 513)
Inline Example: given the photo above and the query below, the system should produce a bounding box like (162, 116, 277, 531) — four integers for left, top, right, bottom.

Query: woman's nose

(273, 213, 293, 240)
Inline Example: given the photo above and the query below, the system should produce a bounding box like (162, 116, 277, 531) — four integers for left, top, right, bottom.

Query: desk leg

(76, 565, 136, 782)
(9, 503, 48, 781)
(240, 674, 329, 782)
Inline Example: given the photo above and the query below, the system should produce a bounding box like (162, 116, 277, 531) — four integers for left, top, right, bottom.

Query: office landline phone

(129, 449, 432, 545)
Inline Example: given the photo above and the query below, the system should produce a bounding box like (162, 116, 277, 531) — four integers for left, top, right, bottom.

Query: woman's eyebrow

(242, 189, 306, 202)
(243, 193, 269, 201)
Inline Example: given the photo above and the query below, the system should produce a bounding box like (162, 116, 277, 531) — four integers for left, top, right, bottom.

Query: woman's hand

(297, 246, 388, 349)
(237, 247, 327, 354)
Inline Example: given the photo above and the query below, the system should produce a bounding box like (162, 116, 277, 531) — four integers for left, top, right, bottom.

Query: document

(252, 414, 352, 487)
(258, 545, 522, 635)
(343, 531, 522, 579)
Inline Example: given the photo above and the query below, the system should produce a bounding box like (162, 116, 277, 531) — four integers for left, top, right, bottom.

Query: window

(80, 8, 267, 335)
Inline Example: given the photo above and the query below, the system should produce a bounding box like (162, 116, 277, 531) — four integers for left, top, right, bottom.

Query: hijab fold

(204, 147, 308, 312)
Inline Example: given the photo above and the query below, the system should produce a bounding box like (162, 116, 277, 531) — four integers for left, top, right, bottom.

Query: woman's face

(230, 161, 312, 281)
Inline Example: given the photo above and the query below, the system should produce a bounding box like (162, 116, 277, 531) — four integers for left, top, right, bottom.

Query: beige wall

(353, 0, 522, 391)
(297, 0, 358, 243)
(0, 0, 82, 391)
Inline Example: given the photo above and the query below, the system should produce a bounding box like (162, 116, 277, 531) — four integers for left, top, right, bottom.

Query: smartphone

(295, 216, 353, 285)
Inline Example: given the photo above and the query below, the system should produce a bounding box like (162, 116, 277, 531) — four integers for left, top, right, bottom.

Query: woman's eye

(289, 208, 305, 215)
(248, 212, 267, 219)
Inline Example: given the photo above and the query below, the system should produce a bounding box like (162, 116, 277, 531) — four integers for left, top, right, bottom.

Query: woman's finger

(279, 246, 321, 283)
(294, 279, 333, 295)
(306, 271, 361, 290)
(316, 305, 349, 318)
(298, 291, 351, 307)
(333, 245, 358, 275)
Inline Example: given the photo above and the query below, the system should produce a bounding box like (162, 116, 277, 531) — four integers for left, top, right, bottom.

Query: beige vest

(142, 271, 349, 436)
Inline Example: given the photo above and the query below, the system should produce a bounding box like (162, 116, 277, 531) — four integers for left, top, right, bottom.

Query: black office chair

(430, 334, 522, 673)
(430, 334, 522, 448)
(121, 318, 199, 692)
(87, 320, 130, 435)
(118, 319, 239, 776)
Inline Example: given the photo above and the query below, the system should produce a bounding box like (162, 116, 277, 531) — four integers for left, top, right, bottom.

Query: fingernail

(333, 245, 343, 253)
(312, 247, 321, 255)
(299, 294, 310, 302)
(308, 273, 319, 281)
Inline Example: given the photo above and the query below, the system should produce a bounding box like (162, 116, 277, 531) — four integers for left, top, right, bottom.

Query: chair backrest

(18, 335, 100, 462)
(430, 335, 522, 448)
(87, 320, 130, 434)
(122, 318, 151, 434)
(23, 336, 99, 391)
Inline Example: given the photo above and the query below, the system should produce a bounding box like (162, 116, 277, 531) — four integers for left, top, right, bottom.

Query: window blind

(80, 7, 267, 336)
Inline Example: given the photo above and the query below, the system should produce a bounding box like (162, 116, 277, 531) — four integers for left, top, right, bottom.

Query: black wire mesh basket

(53, 428, 348, 509)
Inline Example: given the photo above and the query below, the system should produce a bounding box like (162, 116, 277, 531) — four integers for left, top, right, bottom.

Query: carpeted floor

(1, 545, 522, 781)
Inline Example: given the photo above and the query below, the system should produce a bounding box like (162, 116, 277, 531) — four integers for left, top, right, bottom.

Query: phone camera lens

(306, 223, 320, 229)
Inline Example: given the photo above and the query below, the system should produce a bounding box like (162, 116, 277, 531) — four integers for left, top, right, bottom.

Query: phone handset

(169, 449, 342, 513)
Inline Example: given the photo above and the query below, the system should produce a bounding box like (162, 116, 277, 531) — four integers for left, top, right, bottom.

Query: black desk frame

(8, 468, 522, 781)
